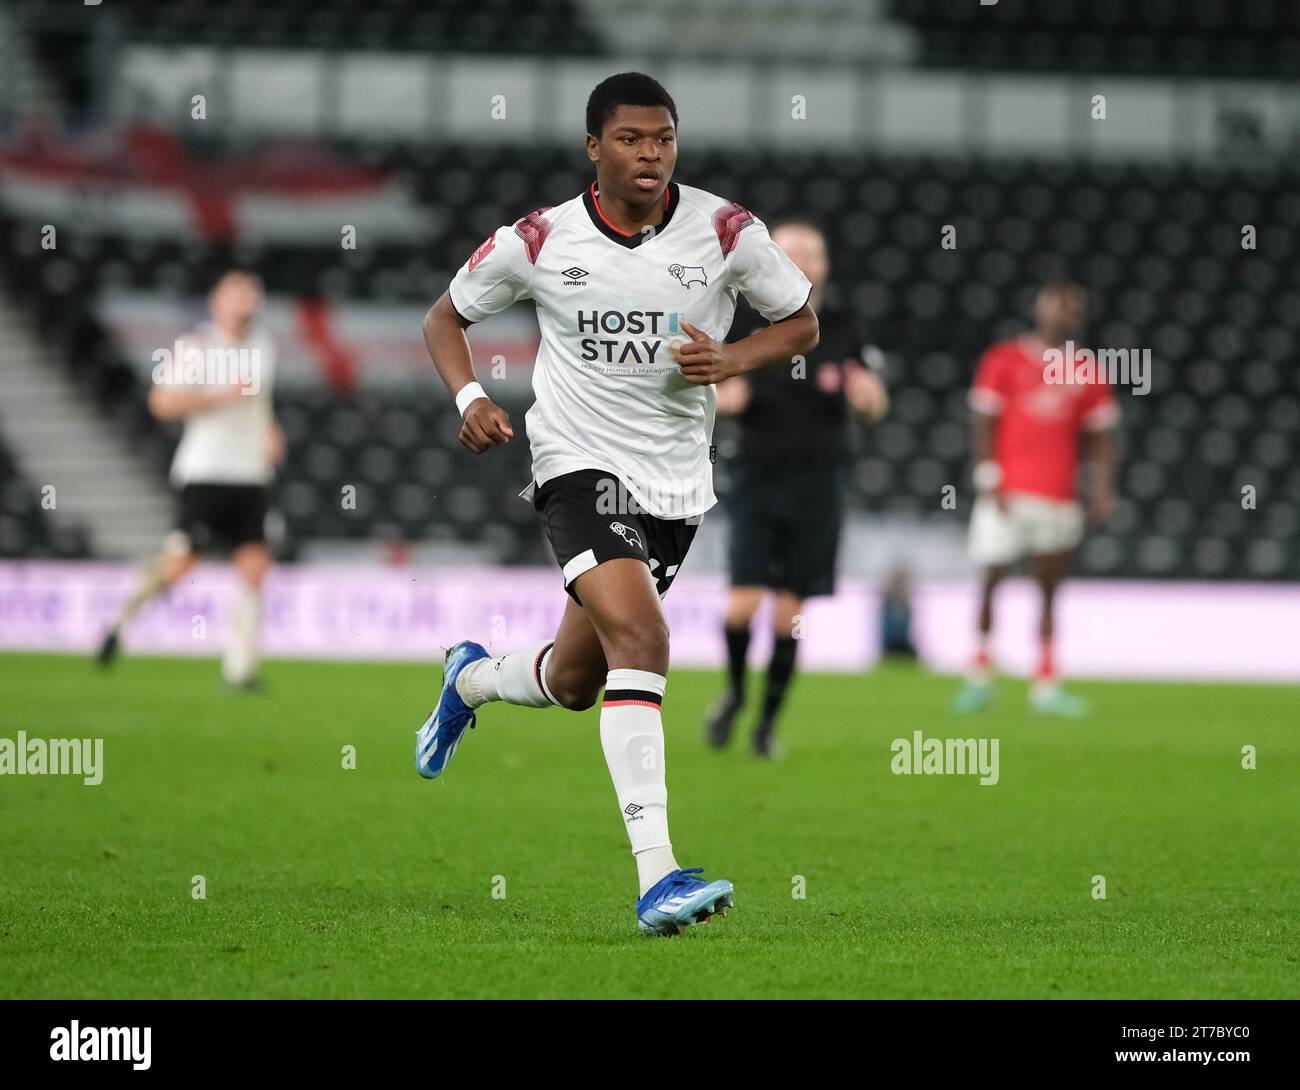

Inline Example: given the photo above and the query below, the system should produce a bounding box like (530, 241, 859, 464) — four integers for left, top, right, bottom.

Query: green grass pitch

(2, 652, 1297, 999)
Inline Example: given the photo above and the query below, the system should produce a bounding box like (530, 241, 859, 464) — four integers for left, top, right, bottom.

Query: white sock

(222, 584, 261, 685)
(599, 668, 679, 896)
(455, 641, 558, 709)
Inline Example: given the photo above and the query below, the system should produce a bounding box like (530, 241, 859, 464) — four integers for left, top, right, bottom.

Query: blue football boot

(414, 641, 491, 779)
(636, 867, 735, 936)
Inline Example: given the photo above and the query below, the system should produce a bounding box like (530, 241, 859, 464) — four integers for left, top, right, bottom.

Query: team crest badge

(609, 522, 644, 551)
(668, 264, 708, 289)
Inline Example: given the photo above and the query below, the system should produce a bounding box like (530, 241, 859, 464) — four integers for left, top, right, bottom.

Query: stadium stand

(2, 139, 1296, 578)
(889, 0, 1300, 77)
(0, 433, 90, 559)
(14, 0, 605, 56)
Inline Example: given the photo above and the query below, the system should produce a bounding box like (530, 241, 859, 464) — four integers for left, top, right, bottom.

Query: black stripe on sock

(602, 688, 662, 706)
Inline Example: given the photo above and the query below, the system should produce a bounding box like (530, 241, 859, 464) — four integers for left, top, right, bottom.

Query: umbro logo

(623, 803, 643, 817)
(561, 266, 589, 285)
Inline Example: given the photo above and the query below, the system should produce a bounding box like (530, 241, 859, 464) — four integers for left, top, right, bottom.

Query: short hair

(586, 72, 678, 138)
(212, 268, 261, 292)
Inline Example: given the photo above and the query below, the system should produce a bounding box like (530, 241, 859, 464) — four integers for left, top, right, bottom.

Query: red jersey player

(954, 282, 1119, 716)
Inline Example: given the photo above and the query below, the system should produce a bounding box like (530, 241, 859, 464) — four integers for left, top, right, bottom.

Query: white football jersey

(166, 320, 277, 487)
(448, 181, 812, 519)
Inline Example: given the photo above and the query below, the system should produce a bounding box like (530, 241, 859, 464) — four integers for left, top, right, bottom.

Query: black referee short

(726, 463, 845, 599)
(531, 469, 699, 604)
(176, 483, 269, 554)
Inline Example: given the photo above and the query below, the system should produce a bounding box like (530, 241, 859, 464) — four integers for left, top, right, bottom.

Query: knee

(548, 673, 602, 712)
(161, 548, 196, 584)
(602, 616, 670, 673)
(725, 589, 762, 629)
(235, 548, 272, 587)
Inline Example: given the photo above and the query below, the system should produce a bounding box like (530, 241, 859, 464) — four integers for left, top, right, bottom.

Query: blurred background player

(880, 565, 918, 660)
(954, 282, 1118, 717)
(705, 220, 888, 757)
(96, 270, 283, 689)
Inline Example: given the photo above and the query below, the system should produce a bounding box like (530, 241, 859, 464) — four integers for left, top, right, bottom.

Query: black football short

(175, 483, 269, 553)
(531, 469, 699, 604)
(726, 463, 844, 599)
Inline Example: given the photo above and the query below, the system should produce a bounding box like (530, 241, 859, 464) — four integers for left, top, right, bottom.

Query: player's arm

(265, 417, 286, 467)
(675, 214, 818, 385)
(713, 376, 750, 414)
(422, 291, 513, 454)
(673, 303, 818, 386)
(1082, 425, 1118, 522)
(969, 408, 1007, 511)
(968, 348, 1007, 510)
(429, 223, 537, 453)
(147, 382, 246, 421)
(845, 346, 889, 422)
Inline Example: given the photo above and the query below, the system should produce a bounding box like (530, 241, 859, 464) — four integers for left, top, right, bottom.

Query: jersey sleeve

(968, 346, 1007, 415)
(724, 216, 812, 323)
(447, 222, 534, 323)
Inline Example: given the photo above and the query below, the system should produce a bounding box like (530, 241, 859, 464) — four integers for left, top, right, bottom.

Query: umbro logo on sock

(623, 802, 643, 818)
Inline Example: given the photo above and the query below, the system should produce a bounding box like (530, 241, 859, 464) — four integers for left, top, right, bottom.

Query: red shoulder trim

(513, 207, 554, 265)
(712, 201, 754, 258)
(467, 233, 496, 271)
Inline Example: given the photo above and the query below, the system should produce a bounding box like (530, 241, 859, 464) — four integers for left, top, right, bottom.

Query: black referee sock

(724, 623, 751, 701)
(761, 636, 799, 727)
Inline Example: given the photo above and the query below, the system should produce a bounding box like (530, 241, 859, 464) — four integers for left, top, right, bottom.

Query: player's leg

(438, 562, 668, 879)
(225, 541, 272, 688)
(704, 585, 763, 748)
(415, 470, 625, 780)
(572, 556, 732, 932)
(953, 563, 1006, 711)
(567, 558, 675, 880)
(220, 486, 273, 689)
(750, 480, 841, 756)
(975, 562, 1006, 672)
(1025, 497, 1087, 716)
(455, 595, 606, 712)
(96, 530, 199, 667)
(1027, 548, 1087, 716)
(956, 492, 1019, 711)
(705, 471, 772, 747)
(751, 589, 802, 757)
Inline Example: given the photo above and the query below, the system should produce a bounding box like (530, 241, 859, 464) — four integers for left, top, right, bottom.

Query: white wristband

(973, 460, 1003, 492)
(455, 382, 487, 417)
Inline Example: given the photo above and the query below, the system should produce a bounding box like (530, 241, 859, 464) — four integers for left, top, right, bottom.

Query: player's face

(1035, 286, 1085, 340)
(772, 225, 829, 287)
(586, 105, 677, 205)
(210, 274, 264, 326)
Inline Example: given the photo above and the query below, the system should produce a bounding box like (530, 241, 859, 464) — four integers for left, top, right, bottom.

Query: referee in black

(706, 219, 888, 757)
